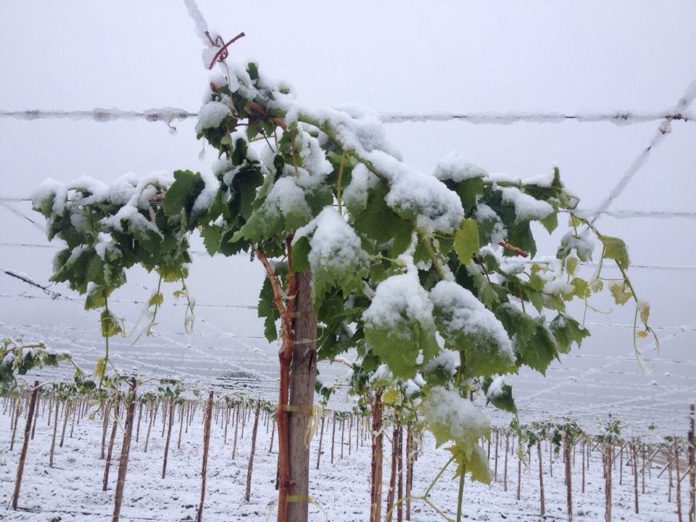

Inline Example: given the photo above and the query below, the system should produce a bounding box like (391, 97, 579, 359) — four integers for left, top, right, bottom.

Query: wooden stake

(103, 392, 122, 491)
(161, 398, 175, 479)
(196, 391, 214, 522)
(112, 379, 137, 522)
(245, 400, 262, 502)
(11, 381, 39, 510)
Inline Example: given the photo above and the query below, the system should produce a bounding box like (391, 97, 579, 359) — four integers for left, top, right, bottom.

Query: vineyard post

(397, 423, 404, 522)
(642, 444, 646, 494)
(406, 423, 413, 520)
(269, 414, 276, 454)
(632, 440, 639, 515)
(581, 440, 586, 493)
(232, 403, 240, 459)
(245, 400, 262, 501)
(316, 416, 324, 468)
(494, 429, 499, 480)
(385, 418, 399, 522)
(331, 411, 336, 464)
(162, 397, 175, 479)
(370, 391, 384, 522)
(688, 404, 695, 522)
(669, 450, 674, 503)
(676, 438, 683, 522)
(30, 393, 39, 440)
(196, 391, 214, 522)
(135, 400, 143, 442)
(619, 443, 624, 485)
(60, 400, 71, 448)
(605, 439, 612, 522)
(564, 434, 573, 522)
(49, 398, 60, 467)
(503, 432, 509, 491)
(144, 402, 155, 453)
(177, 402, 185, 450)
(100, 400, 110, 457)
(11, 380, 38, 510)
(9, 397, 20, 450)
(537, 440, 545, 517)
(516, 448, 522, 500)
(103, 391, 122, 491)
(112, 378, 137, 522)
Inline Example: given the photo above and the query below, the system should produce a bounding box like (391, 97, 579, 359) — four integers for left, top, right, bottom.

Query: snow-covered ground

(0, 402, 680, 521)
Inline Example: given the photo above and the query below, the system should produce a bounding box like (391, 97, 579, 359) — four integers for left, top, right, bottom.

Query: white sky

(1, 1, 695, 435)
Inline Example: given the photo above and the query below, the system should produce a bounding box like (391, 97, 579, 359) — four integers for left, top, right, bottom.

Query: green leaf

(540, 212, 558, 234)
(497, 305, 558, 374)
(149, 292, 164, 306)
(257, 277, 279, 342)
(201, 225, 222, 255)
(549, 314, 590, 354)
(448, 444, 492, 484)
(95, 357, 106, 379)
(100, 310, 123, 338)
(601, 236, 630, 270)
(164, 170, 205, 218)
(484, 379, 517, 413)
(453, 218, 479, 265)
(291, 236, 310, 272)
(455, 177, 484, 214)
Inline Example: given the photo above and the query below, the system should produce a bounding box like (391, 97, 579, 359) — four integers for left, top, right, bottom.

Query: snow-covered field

(0, 403, 679, 521)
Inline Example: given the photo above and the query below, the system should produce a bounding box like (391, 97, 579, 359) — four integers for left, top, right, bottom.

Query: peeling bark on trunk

(286, 269, 317, 522)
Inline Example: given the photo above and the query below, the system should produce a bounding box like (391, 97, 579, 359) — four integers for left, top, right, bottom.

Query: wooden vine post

(370, 391, 384, 522)
(564, 433, 573, 522)
(605, 438, 612, 522)
(676, 438, 683, 522)
(632, 440, 639, 515)
(196, 391, 214, 522)
(245, 400, 262, 502)
(11, 381, 39, 510)
(103, 391, 122, 491)
(162, 397, 175, 479)
(689, 404, 695, 522)
(537, 440, 545, 517)
(112, 378, 137, 522)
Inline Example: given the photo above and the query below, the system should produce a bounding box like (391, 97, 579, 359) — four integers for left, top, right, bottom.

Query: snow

(486, 375, 509, 401)
(195, 101, 230, 134)
(430, 281, 513, 357)
(295, 208, 368, 274)
(422, 385, 490, 448)
(342, 163, 378, 210)
(0, 401, 681, 521)
(499, 186, 554, 222)
(474, 204, 507, 244)
(31, 179, 67, 216)
(367, 150, 464, 234)
(433, 151, 488, 182)
(191, 170, 220, 217)
(363, 272, 434, 332)
(423, 349, 459, 376)
(265, 177, 311, 221)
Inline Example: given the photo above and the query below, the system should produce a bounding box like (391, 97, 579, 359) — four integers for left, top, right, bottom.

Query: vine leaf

(453, 218, 479, 265)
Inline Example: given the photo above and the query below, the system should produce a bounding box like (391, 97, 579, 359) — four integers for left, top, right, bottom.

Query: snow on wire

(2, 108, 694, 127)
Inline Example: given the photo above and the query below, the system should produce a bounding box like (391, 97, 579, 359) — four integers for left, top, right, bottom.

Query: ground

(0, 402, 680, 521)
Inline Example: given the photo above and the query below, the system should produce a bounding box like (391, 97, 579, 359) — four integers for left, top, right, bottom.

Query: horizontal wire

(2, 107, 694, 126)
(2, 241, 696, 272)
(0, 292, 692, 333)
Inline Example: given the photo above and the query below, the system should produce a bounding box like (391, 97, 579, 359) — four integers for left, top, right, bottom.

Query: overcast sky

(1, 1, 695, 433)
